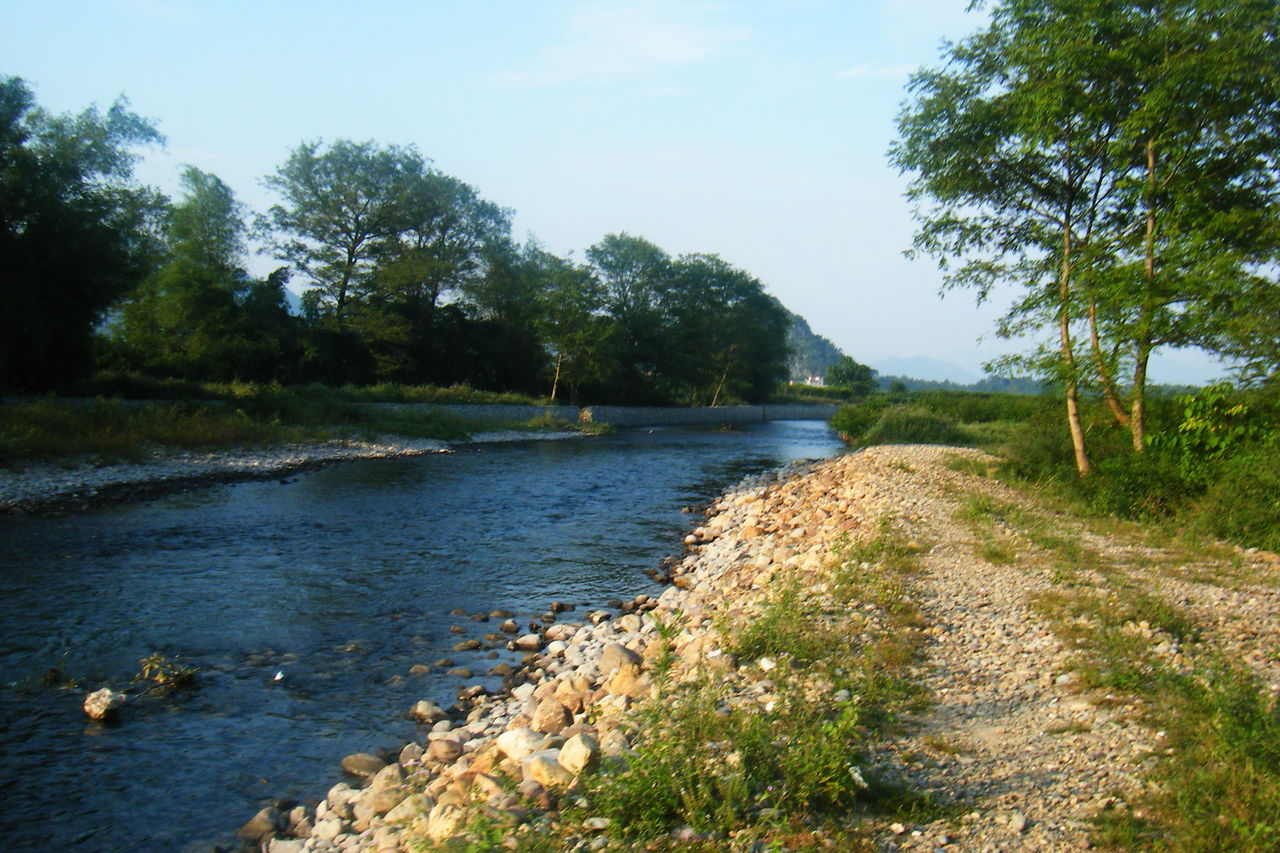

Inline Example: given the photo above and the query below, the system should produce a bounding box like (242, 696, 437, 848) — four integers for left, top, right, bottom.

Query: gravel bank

(0, 431, 585, 515)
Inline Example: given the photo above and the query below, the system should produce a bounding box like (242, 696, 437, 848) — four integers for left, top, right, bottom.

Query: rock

(617, 613, 643, 633)
(311, 817, 345, 841)
(606, 663, 648, 697)
(268, 839, 305, 853)
(426, 801, 466, 841)
(522, 749, 574, 788)
(385, 793, 433, 824)
(599, 643, 643, 674)
(83, 687, 125, 720)
(341, 752, 386, 777)
(558, 732, 600, 775)
(237, 806, 282, 843)
(427, 738, 464, 764)
(363, 758, 407, 814)
(453, 639, 482, 651)
(496, 726, 550, 762)
(513, 633, 543, 651)
(550, 601, 574, 612)
(410, 700, 448, 723)
(530, 697, 573, 734)
(499, 619, 519, 634)
(408, 664, 431, 676)
(1009, 812, 1028, 834)
(399, 742, 424, 765)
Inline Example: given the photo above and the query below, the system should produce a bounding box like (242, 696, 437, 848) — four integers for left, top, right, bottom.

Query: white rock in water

(83, 688, 125, 720)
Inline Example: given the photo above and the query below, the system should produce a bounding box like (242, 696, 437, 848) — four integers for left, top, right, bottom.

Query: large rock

(410, 699, 448, 723)
(83, 687, 125, 720)
(341, 752, 386, 777)
(605, 663, 649, 697)
(558, 732, 600, 775)
(530, 697, 572, 734)
(599, 643, 642, 675)
(427, 738, 464, 764)
(496, 726, 551, 762)
(522, 749, 574, 788)
(237, 806, 282, 844)
(426, 801, 466, 841)
(513, 633, 543, 651)
(365, 763, 407, 815)
(385, 793, 434, 824)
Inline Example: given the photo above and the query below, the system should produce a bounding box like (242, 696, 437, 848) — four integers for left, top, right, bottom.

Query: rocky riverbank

(0, 430, 585, 515)
(229, 444, 1280, 852)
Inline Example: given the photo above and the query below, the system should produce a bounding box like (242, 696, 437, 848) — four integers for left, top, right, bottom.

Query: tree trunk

(1059, 209, 1091, 476)
(1087, 297, 1131, 426)
(1131, 137, 1158, 453)
(549, 352, 563, 402)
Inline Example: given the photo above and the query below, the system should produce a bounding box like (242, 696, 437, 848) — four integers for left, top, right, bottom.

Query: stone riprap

(232, 443, 1280, 852)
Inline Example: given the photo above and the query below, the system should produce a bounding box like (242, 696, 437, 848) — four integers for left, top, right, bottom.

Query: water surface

(0, 421, 843, 851)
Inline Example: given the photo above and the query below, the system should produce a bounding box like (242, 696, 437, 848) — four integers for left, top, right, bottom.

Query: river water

(0, 421, 843, 851)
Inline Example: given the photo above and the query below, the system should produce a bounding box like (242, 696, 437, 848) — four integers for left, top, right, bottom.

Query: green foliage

(824, 356, 877, 400)
(0, 76, 164, 391)
(1152, 383, 1262, 484)
(860, 406, 971, 447)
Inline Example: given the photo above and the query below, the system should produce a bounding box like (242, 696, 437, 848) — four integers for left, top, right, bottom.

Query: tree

(824, 355, 877, 399)
(0, 76, 163, 390)
(586, 233, 671, 402)
(892, 0, 1280, 474)
(115, 167, 296, 381)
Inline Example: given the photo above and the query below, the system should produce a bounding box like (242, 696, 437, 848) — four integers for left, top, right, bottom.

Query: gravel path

(836, 444, 1279, 852)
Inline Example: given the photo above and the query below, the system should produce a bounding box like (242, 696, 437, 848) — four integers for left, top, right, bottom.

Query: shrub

(1182, 444, 1280, 552)
(861, 405, 971, 447)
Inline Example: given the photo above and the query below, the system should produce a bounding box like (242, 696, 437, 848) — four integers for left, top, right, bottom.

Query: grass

(575, 522, 944, 849)
(0, 395, 600, 466)
(977, 483, 1280, 852)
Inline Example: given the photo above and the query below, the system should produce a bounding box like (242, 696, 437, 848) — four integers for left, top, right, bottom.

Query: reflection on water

(0, 421, 842, 851)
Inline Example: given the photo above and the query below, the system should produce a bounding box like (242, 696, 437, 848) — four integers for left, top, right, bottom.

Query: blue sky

(2, 0, 1226, 382)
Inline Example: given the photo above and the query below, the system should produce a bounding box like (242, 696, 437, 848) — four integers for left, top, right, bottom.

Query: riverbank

(0, 430, 586, 515)
(232, 443, 1280, 852)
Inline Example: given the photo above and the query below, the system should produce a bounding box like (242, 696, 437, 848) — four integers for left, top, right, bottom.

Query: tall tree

(892, 0, 1280, 473)
(0, 76, 163, 390)
(586, 233, 671, 402)
(115, 167, 295, 381)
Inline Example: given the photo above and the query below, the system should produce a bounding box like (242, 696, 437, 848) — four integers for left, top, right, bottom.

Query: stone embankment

(233, 444, 1278, 852)
(0, 431, 582, 514)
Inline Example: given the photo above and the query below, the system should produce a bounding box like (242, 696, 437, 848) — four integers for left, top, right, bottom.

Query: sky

(1, 0, 1228, 383)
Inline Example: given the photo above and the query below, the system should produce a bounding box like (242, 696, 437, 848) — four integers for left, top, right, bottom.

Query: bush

(860, 405, 971, 447)
(1183, 444, 1280, 552)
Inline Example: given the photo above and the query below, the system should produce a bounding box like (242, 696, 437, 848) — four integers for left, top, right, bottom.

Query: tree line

(892, 0, 1280, 475)
(1, 76, 793, 405)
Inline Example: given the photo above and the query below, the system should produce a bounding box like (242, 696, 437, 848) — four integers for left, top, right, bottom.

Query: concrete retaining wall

(358, 403, 581, 423)
(580, 404, 837, 427)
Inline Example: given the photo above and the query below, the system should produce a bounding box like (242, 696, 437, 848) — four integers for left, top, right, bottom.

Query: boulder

(427, 738, 464, 764)
(410, 700, 448, 723)
(83, 687, 125, 720)
(426, 802, 466, 841)
(496, 726, 549, 762)
(599, 643, 642, 675)
(341, 752, 386, 778)
(530, 697, 572, 734)
(522, 749, 574, 788)
(558, 732, 600, 775)
(385, 793, 434, 824)
(237, 806, 282, 844)
(513, 633, 543, 651)
(268, 839, 305, 853)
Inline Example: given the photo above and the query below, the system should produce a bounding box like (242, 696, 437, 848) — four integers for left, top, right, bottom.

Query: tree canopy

(892, 0, 1280, 474)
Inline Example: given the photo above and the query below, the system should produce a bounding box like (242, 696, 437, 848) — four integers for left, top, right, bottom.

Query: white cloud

(492, 1, 749, 88)
(834, 62, 917, 80)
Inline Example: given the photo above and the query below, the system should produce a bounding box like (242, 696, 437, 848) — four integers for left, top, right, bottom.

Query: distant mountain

(785, 310, 845, 381)
(871, 356, 981, 385)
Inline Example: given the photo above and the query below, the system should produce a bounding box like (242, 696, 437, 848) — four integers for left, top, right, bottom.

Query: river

(0, 421, 843, 851)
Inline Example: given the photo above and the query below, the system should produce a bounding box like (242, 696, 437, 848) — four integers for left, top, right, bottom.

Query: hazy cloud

(492, 1, 749, 88)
